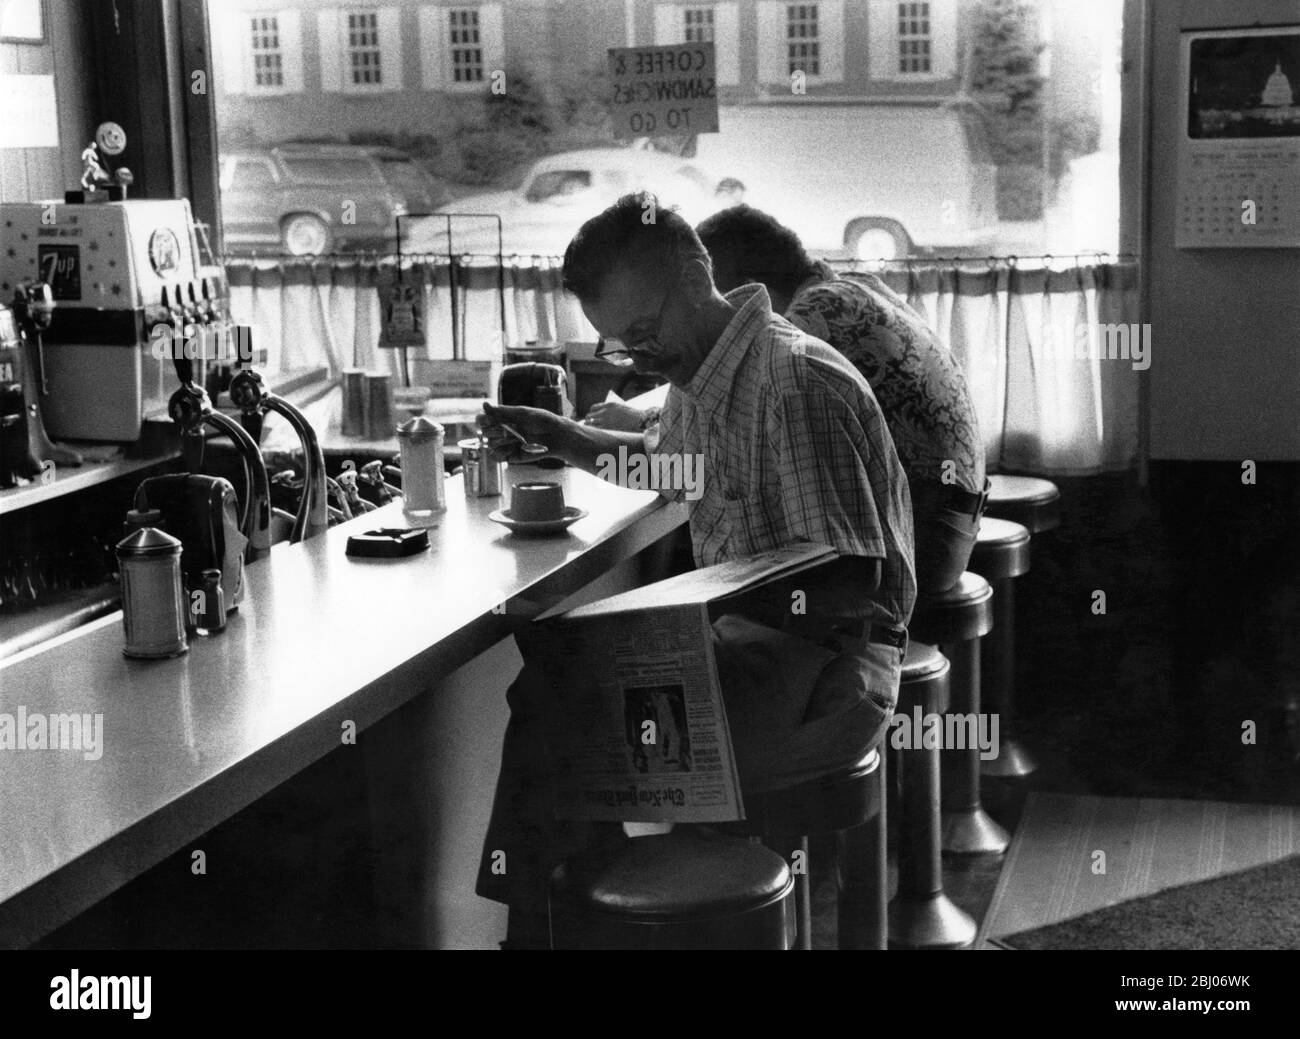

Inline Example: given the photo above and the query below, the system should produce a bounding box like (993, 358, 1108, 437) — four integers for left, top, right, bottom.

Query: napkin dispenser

(498, 362, 569, 416)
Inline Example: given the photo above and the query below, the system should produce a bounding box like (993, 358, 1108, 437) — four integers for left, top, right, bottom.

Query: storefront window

(208, 0, 1123, 260)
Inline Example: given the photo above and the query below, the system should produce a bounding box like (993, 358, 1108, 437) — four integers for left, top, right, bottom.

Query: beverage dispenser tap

(9, 283, 82, 469)
(167, 365, 272, 563)
(228, 369, 329, 543)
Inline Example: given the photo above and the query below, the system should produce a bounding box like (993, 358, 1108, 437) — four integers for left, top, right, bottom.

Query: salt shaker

(397, 415, 446, 516)
(116, 527, 188, 659)
(458, 436, 503, 498)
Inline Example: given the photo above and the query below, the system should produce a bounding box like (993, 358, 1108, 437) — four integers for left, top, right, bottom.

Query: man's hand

(477, 400, 648, 475)
(583, 401, 649, 432)
(477, 401, 571, 463)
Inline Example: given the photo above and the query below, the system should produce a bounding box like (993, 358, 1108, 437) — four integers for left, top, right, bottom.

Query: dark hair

(695, 205, 818, 299)
(561, 191, 711, 301)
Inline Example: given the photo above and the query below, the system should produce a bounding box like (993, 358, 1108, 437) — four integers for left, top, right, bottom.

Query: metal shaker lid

(124, 507, 163, 531)
(396, 415, 444, 441)
(116, 526, 183, 557)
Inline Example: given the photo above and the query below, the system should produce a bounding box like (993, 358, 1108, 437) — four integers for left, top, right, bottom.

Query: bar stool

(910, 572, 1007, 855)
(888, 641, 977, 950)
(737, 747, 887, 950)
(980, 476, 1059, 777)
(969, 518, 1034, 778)
(548, 828, 797, 949)
(984, 475, 1061, 535)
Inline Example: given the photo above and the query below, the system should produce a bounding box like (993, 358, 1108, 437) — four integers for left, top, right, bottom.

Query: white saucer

(489, 505, 588, 536)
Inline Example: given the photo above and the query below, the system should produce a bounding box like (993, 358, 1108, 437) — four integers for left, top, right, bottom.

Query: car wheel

(281, 214, 332, 256)
(844, 219, 912, 261)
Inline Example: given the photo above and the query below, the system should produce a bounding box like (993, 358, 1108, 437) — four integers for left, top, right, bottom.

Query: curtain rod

(828, 253, 1139, 267)
(220, 252, 1139, 266)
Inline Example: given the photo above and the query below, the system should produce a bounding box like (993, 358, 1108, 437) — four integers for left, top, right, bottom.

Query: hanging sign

(606, 42, 719, 141)
(377, 269, 425, 349)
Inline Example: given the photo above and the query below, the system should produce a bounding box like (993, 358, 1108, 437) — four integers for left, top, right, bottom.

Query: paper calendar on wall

(1176, 26, 1300, 249)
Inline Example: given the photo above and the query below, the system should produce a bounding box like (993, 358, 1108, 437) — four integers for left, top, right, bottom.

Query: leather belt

(941, 478, 991, 520)
(823, 619, 909, 652)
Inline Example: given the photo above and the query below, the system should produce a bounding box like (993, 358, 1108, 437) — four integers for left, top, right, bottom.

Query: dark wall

(1147, 0, 1300, 460)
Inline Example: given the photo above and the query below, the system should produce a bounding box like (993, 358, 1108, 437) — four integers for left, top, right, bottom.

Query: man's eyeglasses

(595, 287, 674, 367)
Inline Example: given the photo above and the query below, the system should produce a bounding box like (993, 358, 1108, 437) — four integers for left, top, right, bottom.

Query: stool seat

(741, 748, 881, 836)
(553, 830, 791, 919)
(985, 475, 1060, 533)
(898, 640, 950, 712)
(550, 830, 796, 949)
(970, 518, 1031, 580)
(912, 571, 994, 645)
(902, 640, 948, 682)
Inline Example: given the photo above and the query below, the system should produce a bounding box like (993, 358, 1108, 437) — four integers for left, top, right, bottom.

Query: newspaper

(538, 542, 837, 822)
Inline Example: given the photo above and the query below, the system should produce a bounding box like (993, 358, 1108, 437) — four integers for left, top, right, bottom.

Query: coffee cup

(510, 481, 566, 522)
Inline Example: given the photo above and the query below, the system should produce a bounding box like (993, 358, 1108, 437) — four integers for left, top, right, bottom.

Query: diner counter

(0, 465, 688, 948)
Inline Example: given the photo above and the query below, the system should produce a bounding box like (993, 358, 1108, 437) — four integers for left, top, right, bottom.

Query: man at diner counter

(475, 193, 915, 947)
(590, 205, 987, 594)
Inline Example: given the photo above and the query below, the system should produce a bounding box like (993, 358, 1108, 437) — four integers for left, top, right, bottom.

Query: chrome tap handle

(230, 369, 328, 543)
(205, 409, 272, 562)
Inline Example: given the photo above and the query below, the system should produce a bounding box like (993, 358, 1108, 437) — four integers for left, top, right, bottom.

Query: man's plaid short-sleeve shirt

(650, 283, 916, 628)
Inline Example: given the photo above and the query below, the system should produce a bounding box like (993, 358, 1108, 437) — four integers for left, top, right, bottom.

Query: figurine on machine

(73, 122, 134, 203)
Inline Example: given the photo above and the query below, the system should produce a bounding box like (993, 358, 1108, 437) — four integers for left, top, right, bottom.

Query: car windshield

(280, 156, 377, 183)
(525, 170, 593, 202)
(672, 164, 713, 194)
(230, 160, 276, 190)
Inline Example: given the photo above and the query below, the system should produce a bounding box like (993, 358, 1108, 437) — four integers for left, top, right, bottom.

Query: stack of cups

(341, 368, 367, 436)
(365, 374, 394, 441)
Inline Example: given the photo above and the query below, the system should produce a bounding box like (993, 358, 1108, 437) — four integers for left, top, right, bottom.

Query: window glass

(450, 8, 485, 83)
(279, 156, 377, 183)
(208, 0, 1123, 259)
(250, 15, 284, 87)
(347, 11, 382, 86)
(684, 7, 715, 43)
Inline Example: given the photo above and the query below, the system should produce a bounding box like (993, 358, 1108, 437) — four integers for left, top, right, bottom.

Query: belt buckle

(974, 478, 991, 519)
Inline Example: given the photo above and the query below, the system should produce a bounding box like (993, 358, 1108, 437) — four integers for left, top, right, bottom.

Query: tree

(969, 0, 1047, 217)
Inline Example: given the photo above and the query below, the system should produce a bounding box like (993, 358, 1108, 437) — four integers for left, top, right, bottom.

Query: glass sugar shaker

(396, 415, 446, 516)
(116, 526, 189, 659)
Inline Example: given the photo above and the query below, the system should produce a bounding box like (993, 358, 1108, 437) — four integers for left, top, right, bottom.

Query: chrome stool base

(888, 892, 977, 950)
(941, 806, 1010, 855)
(981, 736, 1038, 778)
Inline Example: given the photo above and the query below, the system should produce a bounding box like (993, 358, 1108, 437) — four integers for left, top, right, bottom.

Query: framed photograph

(0, 0, 46, 43)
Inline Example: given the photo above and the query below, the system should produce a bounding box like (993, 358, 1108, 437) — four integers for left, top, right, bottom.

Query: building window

(786, 4, 820, 78)
(449, 8, 484, 84)
(683, 6, 715, 43)
(249, 15, 284, 88)
(346, 10, 382, 86)
(897, 2, 932, 74)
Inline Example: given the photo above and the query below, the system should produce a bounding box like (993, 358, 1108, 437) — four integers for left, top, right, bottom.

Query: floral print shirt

(785, 263, 985, 496)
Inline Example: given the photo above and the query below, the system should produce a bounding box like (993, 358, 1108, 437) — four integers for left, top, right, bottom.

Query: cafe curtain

(222, 255, 1141, 476)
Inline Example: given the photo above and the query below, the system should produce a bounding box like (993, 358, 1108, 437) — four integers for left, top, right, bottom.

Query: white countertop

(0, 465, 687, 947)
